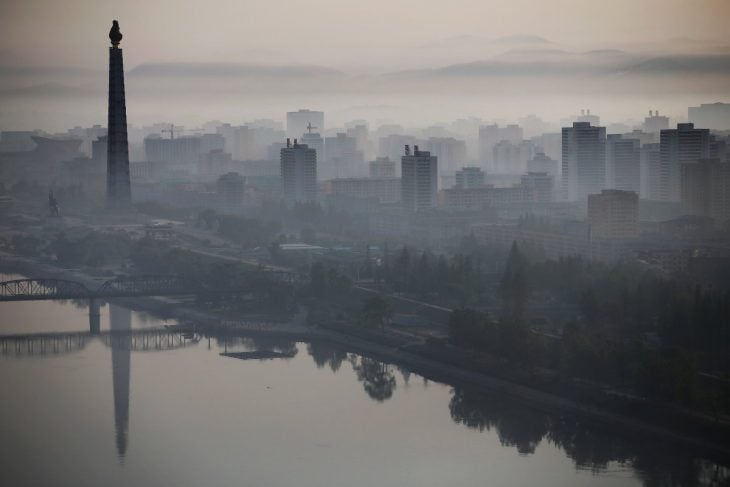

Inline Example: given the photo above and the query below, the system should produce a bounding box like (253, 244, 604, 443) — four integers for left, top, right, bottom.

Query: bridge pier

(89, 299, 101, 335)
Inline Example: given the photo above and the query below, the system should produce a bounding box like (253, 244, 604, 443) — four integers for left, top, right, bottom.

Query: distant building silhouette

(527, 152, 559, 177)
(561, 122, 606, 202)
(643, 110, 669, 133)
(216, 172, 246, 214)
(106, 20, 132, 209)
(286, 109, 324, 139)
(455, 167, 485, 188)
(688, 102, 730, 131)
(369, 157, 396, 178)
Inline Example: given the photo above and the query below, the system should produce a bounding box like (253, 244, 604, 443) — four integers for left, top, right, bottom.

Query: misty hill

(128, 62, 342, 78)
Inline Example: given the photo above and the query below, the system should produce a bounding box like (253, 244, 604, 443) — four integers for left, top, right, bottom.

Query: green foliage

(309, 261, 352, 299)
(195, 209, 280, 248)
(500, 242, 529, 322)
(360, 295, 393, 330)
(10, 234, 43, 257)
(47, 231, 133, 267)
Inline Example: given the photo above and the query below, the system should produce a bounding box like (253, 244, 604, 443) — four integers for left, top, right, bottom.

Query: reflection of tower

(109, 304, 131, 459)
(106, 20, 132, 209)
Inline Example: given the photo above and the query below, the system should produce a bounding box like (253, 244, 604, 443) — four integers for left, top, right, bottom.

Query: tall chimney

(404, 144, 410, 156)
(286, 138, 291, 148)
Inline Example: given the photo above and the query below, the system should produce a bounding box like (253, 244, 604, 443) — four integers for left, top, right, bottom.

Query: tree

(361, 295, 393, 331)
(500, 242, 530, 322)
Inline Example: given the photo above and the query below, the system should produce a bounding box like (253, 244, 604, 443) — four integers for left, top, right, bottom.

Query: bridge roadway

(0, 327, 201, 356)
(0, 275, 198, 302)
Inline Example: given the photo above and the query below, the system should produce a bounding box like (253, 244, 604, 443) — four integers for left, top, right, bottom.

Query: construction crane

(161, 125, 176, 140)
(160, 126, 203, 140)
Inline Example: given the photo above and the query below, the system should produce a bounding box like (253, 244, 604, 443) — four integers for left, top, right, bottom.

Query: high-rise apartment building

(280, 139, 317, 205)
(659, 123, 710, 202)
(606, 135, 640, 194)
(562, 122, 606, 202)
(401, 145, 437, 211)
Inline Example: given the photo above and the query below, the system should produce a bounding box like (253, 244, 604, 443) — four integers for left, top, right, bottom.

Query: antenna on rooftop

(306, 122, 318, 134)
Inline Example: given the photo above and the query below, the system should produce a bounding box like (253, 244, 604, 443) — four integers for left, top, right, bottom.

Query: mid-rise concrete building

(369, 157, 396, 178)
(521, 172, 554, 204)
(587, 189, 639, 239)
(329, 177, 400, 203)
(527, 152, 560, 177)
(216, 171, 246, 214)
(455, 167, 485, 188)
(680, 158, 730, 223)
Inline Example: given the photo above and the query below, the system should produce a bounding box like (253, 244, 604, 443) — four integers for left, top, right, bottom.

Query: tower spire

(106, 20, 132, 210)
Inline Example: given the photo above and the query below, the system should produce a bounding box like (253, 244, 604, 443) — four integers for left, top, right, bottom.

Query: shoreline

(2, 254, 730, 463)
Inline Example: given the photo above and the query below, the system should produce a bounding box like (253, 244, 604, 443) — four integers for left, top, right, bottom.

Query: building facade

(562, 122, 606, 202)
(401, 146, 438, 211)
(280, 140, 317, 205)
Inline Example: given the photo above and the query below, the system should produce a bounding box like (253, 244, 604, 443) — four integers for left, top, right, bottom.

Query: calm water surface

(0, 275, 728, 487)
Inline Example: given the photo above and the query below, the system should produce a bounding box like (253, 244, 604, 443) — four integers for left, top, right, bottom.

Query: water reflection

(299, 344, 730, 487)
(306, 341, 347, 372)
(109, 305, 131, 459)
(447, 386, 730, 486)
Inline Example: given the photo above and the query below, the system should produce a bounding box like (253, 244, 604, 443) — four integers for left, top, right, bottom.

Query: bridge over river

(0, 276, 221, 334)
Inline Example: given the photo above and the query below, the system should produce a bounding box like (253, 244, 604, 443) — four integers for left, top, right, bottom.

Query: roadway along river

(0, 274, 728, 487)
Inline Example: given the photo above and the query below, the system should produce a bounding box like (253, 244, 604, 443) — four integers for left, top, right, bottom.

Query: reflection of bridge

(0, 276, 207, 334)
(0, 327, 201, 356)
(0, 276, 196, 302)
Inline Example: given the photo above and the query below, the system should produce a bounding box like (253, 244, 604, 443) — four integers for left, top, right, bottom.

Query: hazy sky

(1, 0, 730, 130)
(2, 0, 730, 69)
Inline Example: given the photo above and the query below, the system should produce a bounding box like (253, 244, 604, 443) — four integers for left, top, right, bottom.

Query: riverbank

(2, 253, 730, 463)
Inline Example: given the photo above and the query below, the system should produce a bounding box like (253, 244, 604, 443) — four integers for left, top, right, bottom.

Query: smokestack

(581, 109, 585, 116)
(414, 145, 419, 155)
(649, 110, 652, 116)
(293, 138, 298, 147)
(286, 138, 291, 148)
(404, 144, 410, 156)
(587, 109, 591, 115)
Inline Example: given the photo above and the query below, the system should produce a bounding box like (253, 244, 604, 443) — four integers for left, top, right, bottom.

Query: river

(0, 274, 728, 487)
